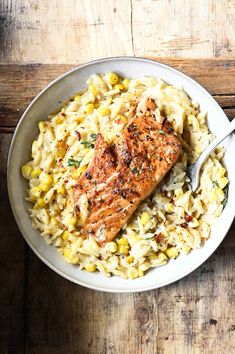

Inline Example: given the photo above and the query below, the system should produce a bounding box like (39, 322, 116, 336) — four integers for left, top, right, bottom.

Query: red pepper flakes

(155, 233, 163, 243)
(185, 213, 193, 223)
(75, 131, 81, 141)
(162, 190, 168, 197)
(181, 222, 188, 228)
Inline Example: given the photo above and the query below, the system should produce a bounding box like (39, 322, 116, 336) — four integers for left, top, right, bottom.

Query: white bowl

(8, 57, 235, 293)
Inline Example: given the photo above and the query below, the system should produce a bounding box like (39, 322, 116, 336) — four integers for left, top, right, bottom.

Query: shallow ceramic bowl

(8, 57, 235, 292)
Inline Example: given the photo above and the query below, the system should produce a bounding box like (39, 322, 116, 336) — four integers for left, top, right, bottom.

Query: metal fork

(187, 119, 235, 192)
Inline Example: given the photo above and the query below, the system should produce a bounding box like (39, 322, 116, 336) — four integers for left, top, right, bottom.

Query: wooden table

(1, 1, 235, 353)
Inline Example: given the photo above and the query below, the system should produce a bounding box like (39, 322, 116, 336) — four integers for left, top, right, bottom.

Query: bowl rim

(7, 56, 235, 293)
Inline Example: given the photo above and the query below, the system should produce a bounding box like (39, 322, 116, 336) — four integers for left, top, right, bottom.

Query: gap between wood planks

(0, 58, 235, 133)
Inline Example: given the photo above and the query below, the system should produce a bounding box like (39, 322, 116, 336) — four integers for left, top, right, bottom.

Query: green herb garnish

(212, 181, 219, 188)
(81, 141, 95, 148)
(132, 166, 139, 175)
(158, 130, 165, 135)
(90, 133, 97, 142)
(222, 184, 229, 209)
(67, 158, 82, 167)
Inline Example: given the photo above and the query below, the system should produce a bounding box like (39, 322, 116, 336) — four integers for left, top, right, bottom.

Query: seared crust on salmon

(73, 100, 181, 245)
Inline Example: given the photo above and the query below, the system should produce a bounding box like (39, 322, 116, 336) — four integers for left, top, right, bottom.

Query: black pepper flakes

(85, 171, 92, 180)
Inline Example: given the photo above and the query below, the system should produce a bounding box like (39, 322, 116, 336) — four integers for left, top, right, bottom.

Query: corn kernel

(140, 211, 150, 226)
(98, 107, 111, 117)
(158, 252, 168, 261)
(216, 188, 225, 201)
(139, 262, 150, 272)
(38, 121, 47, 133)
(105, 242, 118, 253)
(74, 94, 81, 101)
(69, 217, 77, 226)
(51, 217, 57, 225)
(30, 186, 41, 199)
(182, 244, 191, 254)
(62, 231, 69, 241)
(57, 186, 66, 196)
(39, 183, 50, 192)
(21, 165, 33, 179)
(131, 232, 140, 244)
(64, 249, 71, 258)
(31, 168, 42, 178)
(118, 245, 129, 255)
(127, 268, 138, 279)
(165, 203, 174, 213)
(55, 116, 64, 124)
(218, 177, 229, 189)
(39, 172, 53, 185)
(114, 84, 124, 91)
(85, 263, 97, 272)
(88, 84, 99, 95)
(83, 103, 94, 114)
(127, 255, 134, 263)
(165, 247, 179, 259)
(122, 79, 130, 89)
(31, 140, 38, 158)
(218, 167, 226, 178)
(36, 198, 46, 208)
(107, 72, 119, 85)
(117, 238, 129, 246)
(72, 165, 87, 179)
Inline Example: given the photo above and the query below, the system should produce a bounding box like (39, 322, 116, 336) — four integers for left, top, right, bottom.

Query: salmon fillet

(73, 100, 181, 245)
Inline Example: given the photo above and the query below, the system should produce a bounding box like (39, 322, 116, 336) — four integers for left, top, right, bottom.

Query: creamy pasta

(21, 73, 228, 279)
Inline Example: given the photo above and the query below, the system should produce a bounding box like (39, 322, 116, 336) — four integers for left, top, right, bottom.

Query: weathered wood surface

(0, 133, 25, 354)
(1, 59, 235, 131)
(0, 58, 235, 354)
(1, 0, 235, 352)
(1, 0, 235, 63)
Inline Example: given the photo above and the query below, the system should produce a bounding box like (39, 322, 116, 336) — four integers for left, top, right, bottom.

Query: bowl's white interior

(8, 57, 235, 292)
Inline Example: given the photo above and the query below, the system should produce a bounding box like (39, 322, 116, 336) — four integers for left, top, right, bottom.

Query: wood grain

(24, 232, 235, 354)
(1, 59, 235, 129)
(0, 0, 133, 64)
(1, 58, 234, 354)
(1, 0, 235, 64)
(0, 133, 25, 354)
(132, 0, 235, 58)
(1, 1, 235, 352)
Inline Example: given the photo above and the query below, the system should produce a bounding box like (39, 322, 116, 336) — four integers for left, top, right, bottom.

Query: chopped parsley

(132, 166, 139, 175)
(222, 184, 229, 209)
(81, 134, 97, 148)
(212, 180, 219, 188)
(90, 133, 97, 141)
(67, 158, 82, 167)
(81, 141, 95, 148)
(158, 130, 165, 135)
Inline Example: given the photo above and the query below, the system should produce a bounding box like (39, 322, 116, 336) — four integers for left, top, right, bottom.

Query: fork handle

(196, 118, 235, 167)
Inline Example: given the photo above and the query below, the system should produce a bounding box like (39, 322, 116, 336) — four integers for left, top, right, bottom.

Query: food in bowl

(21, 73, 229, 279)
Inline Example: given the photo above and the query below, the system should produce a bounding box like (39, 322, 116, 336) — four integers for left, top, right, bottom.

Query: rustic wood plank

(0, 0, 133, 64)
(132, 0, 235, 58)
(1, 0, 235, 64)
(24, 228, 235, 354)
(0, 59, 235, 128)
(0, 133, 25, 354)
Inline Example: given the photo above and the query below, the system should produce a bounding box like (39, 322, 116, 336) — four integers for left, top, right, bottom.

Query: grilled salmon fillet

(73, 100, 181, 245)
